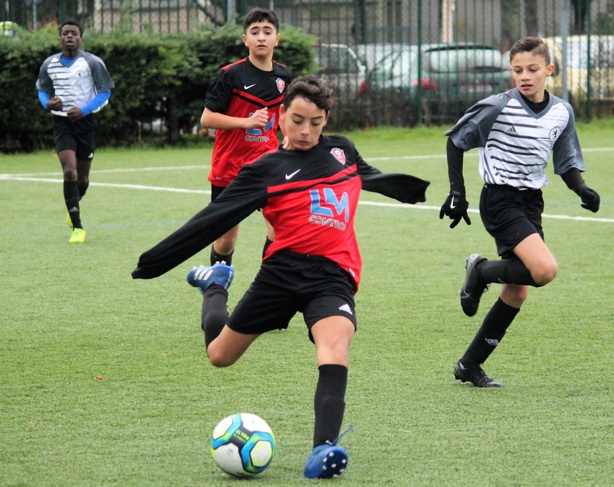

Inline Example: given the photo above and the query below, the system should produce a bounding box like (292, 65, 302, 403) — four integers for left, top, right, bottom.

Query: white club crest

(330, 148, 346, 165)
(276, 78, 285, 93)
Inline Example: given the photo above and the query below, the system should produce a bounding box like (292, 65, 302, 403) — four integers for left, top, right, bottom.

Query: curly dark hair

(283, 75, 334, 112)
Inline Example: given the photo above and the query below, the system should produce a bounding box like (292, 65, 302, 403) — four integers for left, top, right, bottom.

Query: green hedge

(0, 23, 316, 153)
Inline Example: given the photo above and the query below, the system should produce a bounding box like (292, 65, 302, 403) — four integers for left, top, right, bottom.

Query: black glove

(578, 187, 600, 213)
(439, 191, 471, 228)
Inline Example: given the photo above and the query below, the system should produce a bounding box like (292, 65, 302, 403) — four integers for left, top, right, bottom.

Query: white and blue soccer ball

(211, 413, 276, 477)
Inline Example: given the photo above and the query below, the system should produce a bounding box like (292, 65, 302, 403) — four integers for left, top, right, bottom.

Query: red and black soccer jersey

(205, 58, 292, 186)
(133, 135, 429, 289)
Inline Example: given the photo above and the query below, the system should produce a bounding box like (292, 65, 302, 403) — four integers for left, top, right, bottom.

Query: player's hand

(67, 107, 84, 122)
(245, 107, 268, 129)
(579, 187, 600, 213)
(439, 191, 471, 228)
(48, 97, 63, 111)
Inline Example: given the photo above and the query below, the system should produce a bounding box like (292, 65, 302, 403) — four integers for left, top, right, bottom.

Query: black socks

(64, 180, 82, 229)
(210, 247, 233, 266)
(461, 298, 520, 367)
(313, 364, 348, 448)
(201, 286, 229, 348)
(477, 258, 538, 287)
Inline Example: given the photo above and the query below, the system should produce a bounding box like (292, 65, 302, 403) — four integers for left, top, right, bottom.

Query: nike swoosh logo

(449, 195, 456, 209)
(285, 169, 301, 180)
(244, 83, 256, 90)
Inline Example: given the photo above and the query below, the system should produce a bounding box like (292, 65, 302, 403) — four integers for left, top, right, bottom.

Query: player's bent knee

(206, 347, 238, 368)
(533, 262, 558, 286)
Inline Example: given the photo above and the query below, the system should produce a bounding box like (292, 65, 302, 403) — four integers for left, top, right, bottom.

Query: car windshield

(314, 46, 362, 74)
(562, 39, 614, 69)
(376, 48, 417, 77)
(425, 47, 504, 73)
(355, 43, 405, 71)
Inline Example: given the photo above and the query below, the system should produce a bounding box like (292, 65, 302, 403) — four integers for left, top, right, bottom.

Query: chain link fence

(3, 0, 613, 125)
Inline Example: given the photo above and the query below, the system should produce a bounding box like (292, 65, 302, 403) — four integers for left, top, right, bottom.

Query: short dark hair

(283, 75, 334, 113)
(59, 19, 83, 37)
(510, 36, 550, 65)
(242, 8, 280, 32)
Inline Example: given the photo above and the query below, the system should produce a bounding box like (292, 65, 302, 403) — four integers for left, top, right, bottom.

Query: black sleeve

(132, 167, 267, 279)
(361, 172, 430, 204)
(560, 167, 588, 194)
(446, 137, 465, 193)
(353, 141, 429, 204)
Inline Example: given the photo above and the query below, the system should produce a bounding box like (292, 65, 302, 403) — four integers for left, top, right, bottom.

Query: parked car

(367, 43, 513, 126)
(311, 43, 369, 127)
(312, 43, 369, 99)
(543, 35, 614, 114)
(355, 43, 406, 71)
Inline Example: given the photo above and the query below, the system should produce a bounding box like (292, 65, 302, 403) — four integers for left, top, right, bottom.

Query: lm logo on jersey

(309, 187, 350, 230)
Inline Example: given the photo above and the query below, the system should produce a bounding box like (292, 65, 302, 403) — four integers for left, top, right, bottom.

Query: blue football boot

(304, 426, 353, 479)
(186, 262, 234, 294)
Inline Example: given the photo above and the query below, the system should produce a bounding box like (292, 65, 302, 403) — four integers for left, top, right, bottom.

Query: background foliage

(0, 23, 315, 153)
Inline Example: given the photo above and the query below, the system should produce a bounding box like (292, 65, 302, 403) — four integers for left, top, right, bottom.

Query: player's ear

(279, 105, 287, 127)
(546, 63, 555, 77)
(242, 33, 248, 46)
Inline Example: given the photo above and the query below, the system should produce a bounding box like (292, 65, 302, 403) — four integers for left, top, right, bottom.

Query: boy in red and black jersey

(201, 7, 292, 266)
(134, 76, 429, 479)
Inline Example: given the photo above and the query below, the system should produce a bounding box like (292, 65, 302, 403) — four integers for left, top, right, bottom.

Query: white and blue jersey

(36, 51, 114, 117)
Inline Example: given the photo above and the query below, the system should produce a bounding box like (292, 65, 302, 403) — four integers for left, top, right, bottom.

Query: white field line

(2, 145, 613, 224)
(3, 146, 614, 177)
(2, 174, 612, 224)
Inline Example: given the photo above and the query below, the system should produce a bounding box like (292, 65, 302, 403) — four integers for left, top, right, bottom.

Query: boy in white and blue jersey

(37, 19, 114, 243)
(439, 37, 600, 387)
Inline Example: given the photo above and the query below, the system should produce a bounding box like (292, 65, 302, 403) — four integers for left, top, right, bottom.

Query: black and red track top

(205, 57, 292, 186)
(133, 135, 429, 290)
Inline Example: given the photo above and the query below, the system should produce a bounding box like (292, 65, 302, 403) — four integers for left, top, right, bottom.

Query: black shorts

(211, 183, 226, 201)
(227, 250, 357, 342)
(479, 184, 544, 258)
(52, 115, 98, 161)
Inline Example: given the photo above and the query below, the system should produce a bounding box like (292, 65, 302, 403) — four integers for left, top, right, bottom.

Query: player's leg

(206, 325, 260, 367)
(188, 262, 257, 366)
(304, 316, 354, 479)
(58, 148, 88, 243)
(461, 234, 557, 316)
(187, 262, 242, 364)
(455, 283, 528, 387)
(209, 183, 237, 265)
(211, 225, 238, 265)
(190, 256, 294, 367)
(75, 122, 96, 203)
(511, 233, 558, 286)
(76, 157, 92, 201)
(461, 185, 551, 316)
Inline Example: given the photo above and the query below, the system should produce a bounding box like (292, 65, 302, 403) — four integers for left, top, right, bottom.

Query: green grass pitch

(1, 124, 612, 486)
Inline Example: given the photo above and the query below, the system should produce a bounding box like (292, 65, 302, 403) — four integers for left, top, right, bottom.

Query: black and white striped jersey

(446, 88, 585, 190)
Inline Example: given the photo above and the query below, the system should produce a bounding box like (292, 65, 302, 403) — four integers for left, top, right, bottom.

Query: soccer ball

(211, 413, 276, 477)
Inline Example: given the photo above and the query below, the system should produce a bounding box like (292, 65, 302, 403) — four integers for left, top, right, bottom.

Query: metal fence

(3, 0, 613, 125)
